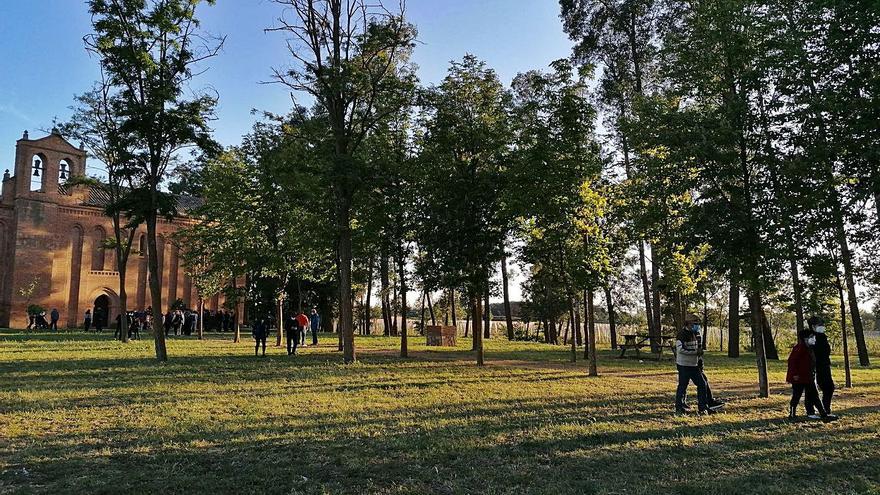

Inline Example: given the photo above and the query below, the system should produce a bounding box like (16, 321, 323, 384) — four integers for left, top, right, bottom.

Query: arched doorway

(94, 295, 110, 330)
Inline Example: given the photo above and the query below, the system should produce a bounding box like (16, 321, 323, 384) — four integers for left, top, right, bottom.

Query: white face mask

(814, 326, 826, 334)
(806, 336, 817, 346)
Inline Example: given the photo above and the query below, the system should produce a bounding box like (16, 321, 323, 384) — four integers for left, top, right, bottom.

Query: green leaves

(415, 56, 512, 295)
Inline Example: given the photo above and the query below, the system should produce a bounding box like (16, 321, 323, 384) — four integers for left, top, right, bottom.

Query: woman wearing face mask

(786, 329, 837, 421)
(808, 316, 835, 414)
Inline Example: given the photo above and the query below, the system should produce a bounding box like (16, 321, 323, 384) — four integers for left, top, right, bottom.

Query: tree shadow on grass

(4, 391, 879, 494)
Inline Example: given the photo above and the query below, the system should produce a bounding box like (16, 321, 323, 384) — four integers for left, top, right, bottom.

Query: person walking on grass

(675, 314, 717, 415)
(808, 316, 836, 415)
(94, 307, 104, 333)
(252, 318, 268, 357)
(787, 329, 838, 422)
(310, 308, 320, 345)
(285, 313, 300, 356)
(296, 311, 310, 346)
(688, 318, 724, 411)
(50, 308, 59, 331)
(83, 309, 92, 332)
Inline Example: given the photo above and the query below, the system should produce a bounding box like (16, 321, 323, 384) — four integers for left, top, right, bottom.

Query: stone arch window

(30, 154, 46, 192)
(91, 226, 107, 271)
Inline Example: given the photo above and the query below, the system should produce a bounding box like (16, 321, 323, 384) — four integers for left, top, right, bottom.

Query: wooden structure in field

(426, 325, 456, 347)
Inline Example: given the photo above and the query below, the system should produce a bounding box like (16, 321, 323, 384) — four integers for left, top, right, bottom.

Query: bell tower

(12, 129, 87, 200)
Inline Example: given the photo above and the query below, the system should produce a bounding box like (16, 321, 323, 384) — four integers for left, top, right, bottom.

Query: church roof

(59, 183, 204, 215)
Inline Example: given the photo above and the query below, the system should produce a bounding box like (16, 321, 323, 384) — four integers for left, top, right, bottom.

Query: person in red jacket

(296, 312, 310, 346)
(787, 330, 837, 421)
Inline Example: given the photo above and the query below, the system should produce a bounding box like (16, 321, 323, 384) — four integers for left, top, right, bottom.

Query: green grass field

(1, 330, 878, 494)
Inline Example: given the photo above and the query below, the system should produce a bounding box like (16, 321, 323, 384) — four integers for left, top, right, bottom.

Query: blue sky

(0, 0, 572, 301)
(0, 0, 572, 161)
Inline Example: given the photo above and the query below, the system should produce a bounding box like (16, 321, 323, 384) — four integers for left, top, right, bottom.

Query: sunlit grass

(1, 330, 878, 494)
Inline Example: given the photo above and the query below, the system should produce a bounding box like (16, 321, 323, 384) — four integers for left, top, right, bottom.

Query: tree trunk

(760, 308, 779, 360)
(380, 253, 391, 336)
(604, 285, 617, 350)
(391, 274, 399, 336)
(419, 292, 426, 335)
(117, 270, 129, 343)
(569, 298, 577, 363)
(749, 291, 769, 398)
(837, 277, 852, 388)
(719, 299, 724, 352)
(832, 202, 870, 366)
(450, 289, 457, 328)
(728, 267, 740, 358)
(365, 256, 373, 335)
(787, 244, 805, 336)
(637, 241, 655, 344)
(501, 251, 515, 340)
(562, 316, 570, 346)
(232, 277, 240, 343)
(473, 294, 484, 365)
(701, 293, 709, 351)
(465, 302, 471, 339)
(198, 296, 204, 340)
(145, 212, 167, 361)
(276, 297, 284, 347)
(650, 244, 662, 353)
(586, 289, 597, 376)
(483, 287, 490, 339)
(336, 202, 357, 364)
(398, 252, 407, 358)
(427, 292, 436, 326)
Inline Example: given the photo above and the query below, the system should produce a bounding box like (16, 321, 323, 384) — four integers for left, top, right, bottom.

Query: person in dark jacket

(50, 308, 60, 331)
(114, 313, 123, 339)
(310, 308, 320, 345)
(94, 308, 105, 332)
(252, 319, 268, 356)
(787, 329, 837, 421)
(83, 309, 92, 332)
(808, 316, 835, 415)
(691, 324, 723, 410)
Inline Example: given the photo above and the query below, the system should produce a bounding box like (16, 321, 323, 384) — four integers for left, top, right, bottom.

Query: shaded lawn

(1, 331, 878, 494)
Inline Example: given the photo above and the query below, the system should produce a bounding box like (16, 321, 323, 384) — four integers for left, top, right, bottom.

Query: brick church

(0, 130, 224, 329)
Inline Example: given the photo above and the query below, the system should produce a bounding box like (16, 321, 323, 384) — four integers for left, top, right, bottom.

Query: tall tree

(86, 0, 223, 361)
(269, 0, 417, 363)
(560, 0, 663, 344)
(416, 55, 512, 366)
(61, 78, 143, 344)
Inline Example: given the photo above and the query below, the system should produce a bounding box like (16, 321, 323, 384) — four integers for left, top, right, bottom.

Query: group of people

(201, 310, 237, 332)
(786, 316, 838, 421)
(251, 308, 321, 356)
(162, 309, 199, 336)
(26, 308, 61, 330)
(674, 313, 840, 421)
(114, 310, 153, 340)
(83, 308, 105, 332)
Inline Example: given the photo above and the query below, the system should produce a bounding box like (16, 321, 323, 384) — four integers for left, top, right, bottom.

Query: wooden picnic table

(618, 332, 676, 359)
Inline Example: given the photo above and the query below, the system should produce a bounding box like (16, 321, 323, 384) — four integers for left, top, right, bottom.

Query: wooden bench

(619, 333, 675, 360)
